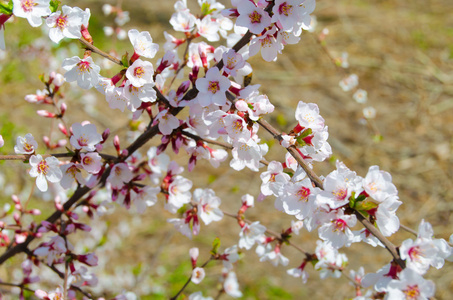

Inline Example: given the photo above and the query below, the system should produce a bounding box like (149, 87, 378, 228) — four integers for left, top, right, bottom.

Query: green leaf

(211, 237, 221, 255)
(122, 52, 130, 67)
(201, 3, 210, 16)
(299, 128, 312, 138)
(373, 134, 383, 143)
(207, 174, 217, 184)
(0, 1, 13, 15)
(132, 263, 142, 277)
(355, 199, 378, 211)
(49, 0, 61, 13)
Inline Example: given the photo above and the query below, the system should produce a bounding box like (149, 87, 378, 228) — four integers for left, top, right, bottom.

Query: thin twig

(170, 256, 214, 300)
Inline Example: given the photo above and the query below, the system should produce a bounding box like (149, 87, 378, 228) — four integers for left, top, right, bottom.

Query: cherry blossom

(69, 122, 103, 151)
(238, 221, 266, 250)
(230, 137, 268, 171)
(80, 152, 102, 174)
(249, 26, 283, 62)
(46, 6, 89, 43)
(170, 10, 196, 32)
(29, 154, 62, 192)
(193, 188, 223, 225)
(339, 73, 358, 91)
(236, 1, 271, 34)
(295, 101, 325, 132)
(222, 49, 245, 76)
(191, 267, 206, 284)
(126, 59, 155, 87)
(166, 175, 192, 213)
(12, 0, 51, 27)
(60, 162, 85, 189)
(385, 268, 435, 300)
(107, 163, 133, 189)
(195, 67, 231, 107)
(128, 29, 159, 59)
(62, 56, 101, 89)
(14, 133, 38, 154)
(154, 109, 180, 135)
(130, 186, 160, 213)
(223, 271, 243, 298)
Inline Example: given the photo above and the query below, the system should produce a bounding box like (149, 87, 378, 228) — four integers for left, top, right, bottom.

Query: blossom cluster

(0, 0, 451, 299)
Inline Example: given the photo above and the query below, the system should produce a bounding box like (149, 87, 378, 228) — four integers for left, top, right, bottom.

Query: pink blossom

(62, 56, 101, 89)
(236, 1, 271, 34)
(12, 0, 51, 27)
(107, 163, 133, 189)
(14, 133, 38, 154)
(128, 29, 159, 59)
(80, 152, 102, 174)
(70, 122, 103, 151)
(46, 6, 88, 43)
(126, 59, 155, 87)
(195, 67, 231, 107)
(29, 155, 62, 192)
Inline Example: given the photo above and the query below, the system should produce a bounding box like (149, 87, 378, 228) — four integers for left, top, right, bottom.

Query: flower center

(208, 81, 220, 94)
(24, 142, 34, 152)
(21, 0, 36, 12)
(37, 160, 49, 175)
(77, 135, 88, 147)
(77, 61, 91, 73)
(408, 246, 422, 261)
(403, 285, 420, 300)
(279, 3, 293, 16)
(56, 15, 68, 30)
(333, 188, 347, 200)
(249, 11, 262, 24)
(333, 219, 347, 232)
(82, 156, 93, 165)
(134, 66, 145, 78)
(297, 187, 310, 201)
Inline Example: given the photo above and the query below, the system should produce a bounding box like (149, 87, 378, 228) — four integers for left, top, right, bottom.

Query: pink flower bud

(113, 135, 121, 153)
(58, 123, 68, 136)
(57, 139, 67, 147)
(60, 103, 67, 116)
(78, 253, 98, 266)
(177, 80, 191, 96)
(102, 128, 110, 143)
(30, 209, 41, 215)
(37, 110, 57, 118)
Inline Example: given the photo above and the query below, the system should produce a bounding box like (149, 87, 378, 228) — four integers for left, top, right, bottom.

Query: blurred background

(0, 0, 452, 299)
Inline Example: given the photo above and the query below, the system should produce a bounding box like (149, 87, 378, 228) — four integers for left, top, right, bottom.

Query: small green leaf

(207, 174, 217, 184)
(373, 134, 383, 143)
(49, 0, 61, 13)
(0, 1, 13, 15)
(132, 263, 142, 277)
(122, 52, 130, 67)
(310, 258, 319, 267)
(211, 237, 221, 255)
(201, 3, 210, 16)
(355, 199, 378, 211)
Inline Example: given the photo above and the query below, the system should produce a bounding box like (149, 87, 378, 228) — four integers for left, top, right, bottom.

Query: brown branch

(78, 38, 122, 66)
(0, 15, 257, 266)
(0, 152, 118, 162)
